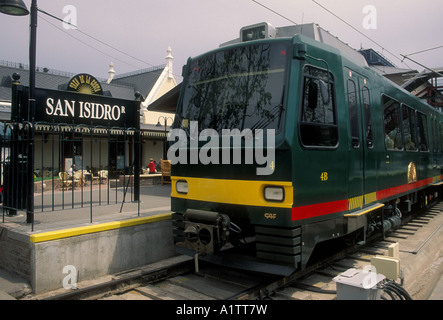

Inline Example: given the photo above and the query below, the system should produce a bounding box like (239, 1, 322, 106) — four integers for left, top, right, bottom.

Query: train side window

(362, 86, 373, 148)
(431, 117, 437, 153)
(299, 66, 338, 147)
(402, 105, 417, 151)
(433, 118, 439, 153)
(440, 122, 443, 152)
(347, 80, 360, 148)
(383, 95, 403, 150)
(416, 112, 429, 151)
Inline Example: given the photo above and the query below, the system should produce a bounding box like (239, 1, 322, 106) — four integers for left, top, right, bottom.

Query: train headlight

(264, 186, 285, 202)
(176, 180, 189, 194)
(240, 22, 276, 42)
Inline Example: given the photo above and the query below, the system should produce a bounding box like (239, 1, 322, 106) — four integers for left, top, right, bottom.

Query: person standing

(67, 164, 76, 176)
(148, 158, 156, 174)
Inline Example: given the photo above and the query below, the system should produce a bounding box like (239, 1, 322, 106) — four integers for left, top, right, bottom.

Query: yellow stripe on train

(348, 192, 377, 211)
(171, 176, 293, 209)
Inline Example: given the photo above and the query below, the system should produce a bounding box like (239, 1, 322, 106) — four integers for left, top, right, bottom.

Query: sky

(0, 0, 442, 82)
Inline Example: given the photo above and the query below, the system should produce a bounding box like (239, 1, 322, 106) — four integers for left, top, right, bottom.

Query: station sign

(34, 88, 139, 128)
(12, 73, 139, 128)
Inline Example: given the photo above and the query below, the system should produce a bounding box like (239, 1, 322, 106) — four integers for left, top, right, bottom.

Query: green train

(169, 22, 443, 275)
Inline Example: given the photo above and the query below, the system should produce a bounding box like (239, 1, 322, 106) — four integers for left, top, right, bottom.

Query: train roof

(150, 22, 440, 115)
(220, 22, 368, 67)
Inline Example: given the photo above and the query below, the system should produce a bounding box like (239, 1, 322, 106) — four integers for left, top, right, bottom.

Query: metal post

(90, 123, 93, 223)
(26, 0, 37, 226)
(134, 97, 141, 203)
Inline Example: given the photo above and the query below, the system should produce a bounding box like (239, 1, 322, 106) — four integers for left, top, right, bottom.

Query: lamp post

(0, 0, 36, 123)
(0, 0, 36, 226)
(156, 116, 173, 160)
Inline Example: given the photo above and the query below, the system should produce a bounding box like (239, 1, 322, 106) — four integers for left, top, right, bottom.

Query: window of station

(299, 65, 338, 147)
(383, 95, 402, 150)
(402, 104, 418, 151)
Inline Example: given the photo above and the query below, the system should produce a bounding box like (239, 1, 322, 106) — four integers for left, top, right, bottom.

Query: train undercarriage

(172, 185, 441, 276)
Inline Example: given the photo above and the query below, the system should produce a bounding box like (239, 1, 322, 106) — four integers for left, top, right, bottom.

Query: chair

(98, 170, 108, 184)
(80, 170, 91, 184)
(91, 170, 100, 183)
(59, 172, 73, 189)
(73, 170, 84, 187)
(161, 160, 171, 185)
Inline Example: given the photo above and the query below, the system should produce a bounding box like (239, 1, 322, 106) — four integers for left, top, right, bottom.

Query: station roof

(401, 67, 443, 108)
(402, 67, 443, 92)
(147, 83, 181, 113)
(0, 61, 164, 102)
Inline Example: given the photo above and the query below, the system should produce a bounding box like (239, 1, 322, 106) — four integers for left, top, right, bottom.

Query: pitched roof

(0, 60, 163, 102)
(113, 65, 165, 98)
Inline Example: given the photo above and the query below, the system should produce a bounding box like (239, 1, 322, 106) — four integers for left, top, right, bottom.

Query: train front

(170, 39, 298, 274)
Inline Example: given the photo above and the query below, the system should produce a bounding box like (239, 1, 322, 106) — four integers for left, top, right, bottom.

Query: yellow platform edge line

(30, 213, 172, 243)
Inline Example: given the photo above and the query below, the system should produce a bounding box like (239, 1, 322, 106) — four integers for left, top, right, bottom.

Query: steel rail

(42, 258, 194, 300)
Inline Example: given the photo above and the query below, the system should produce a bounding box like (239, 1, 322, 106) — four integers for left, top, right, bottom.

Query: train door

(346, 69, 376, 210)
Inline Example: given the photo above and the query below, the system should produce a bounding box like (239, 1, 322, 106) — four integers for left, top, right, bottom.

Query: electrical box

(333, 268, 385, 300)
(371, 256, 400, 281)
(388, 242, 400, 259)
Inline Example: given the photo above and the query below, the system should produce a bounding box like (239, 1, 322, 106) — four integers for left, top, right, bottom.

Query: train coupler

(183, 209, 231, 255)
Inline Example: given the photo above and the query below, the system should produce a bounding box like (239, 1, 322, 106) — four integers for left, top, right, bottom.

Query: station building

(0, 47, 177, 177)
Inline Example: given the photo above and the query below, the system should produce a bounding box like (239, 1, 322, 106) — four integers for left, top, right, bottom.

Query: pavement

(3, 183, 172, 233)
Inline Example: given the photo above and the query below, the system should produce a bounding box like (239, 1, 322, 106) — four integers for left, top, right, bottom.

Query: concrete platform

(0, 184, 175, 296)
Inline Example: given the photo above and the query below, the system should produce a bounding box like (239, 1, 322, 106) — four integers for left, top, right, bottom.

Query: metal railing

(1, 122, 141, 231)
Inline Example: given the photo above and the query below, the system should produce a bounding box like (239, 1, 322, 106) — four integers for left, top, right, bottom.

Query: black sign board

(34, 87, 139, 128)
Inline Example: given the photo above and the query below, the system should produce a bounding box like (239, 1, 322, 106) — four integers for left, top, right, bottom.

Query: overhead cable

(39, 14, 141, 70)
(403, 45, 443, 57)
(251, 0, 298, 25)
(310, 0, 411, 68)
(37, 8, 183, 79)
(401, 54, 443, 78)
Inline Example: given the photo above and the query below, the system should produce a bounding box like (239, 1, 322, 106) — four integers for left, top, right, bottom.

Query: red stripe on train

(292, 199, 348, 221)
(291, 177, 439, 221)
(376, 177, 434, 200)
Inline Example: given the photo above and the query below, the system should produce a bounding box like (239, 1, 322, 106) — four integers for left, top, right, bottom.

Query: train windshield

(179, 41, 289, 134)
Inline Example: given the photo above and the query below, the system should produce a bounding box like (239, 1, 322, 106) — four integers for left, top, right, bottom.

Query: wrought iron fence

(1, 122, 141, 231)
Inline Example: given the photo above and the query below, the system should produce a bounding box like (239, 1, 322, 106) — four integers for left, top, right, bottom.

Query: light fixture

(0, 0, 29, 16)
(176, 180, 189, 194)
(264, 186, 285, 202)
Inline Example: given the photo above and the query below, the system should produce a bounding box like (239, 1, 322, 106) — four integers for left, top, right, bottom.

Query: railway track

(276, 201, 443, 300)
(35, 201, 443, 301)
